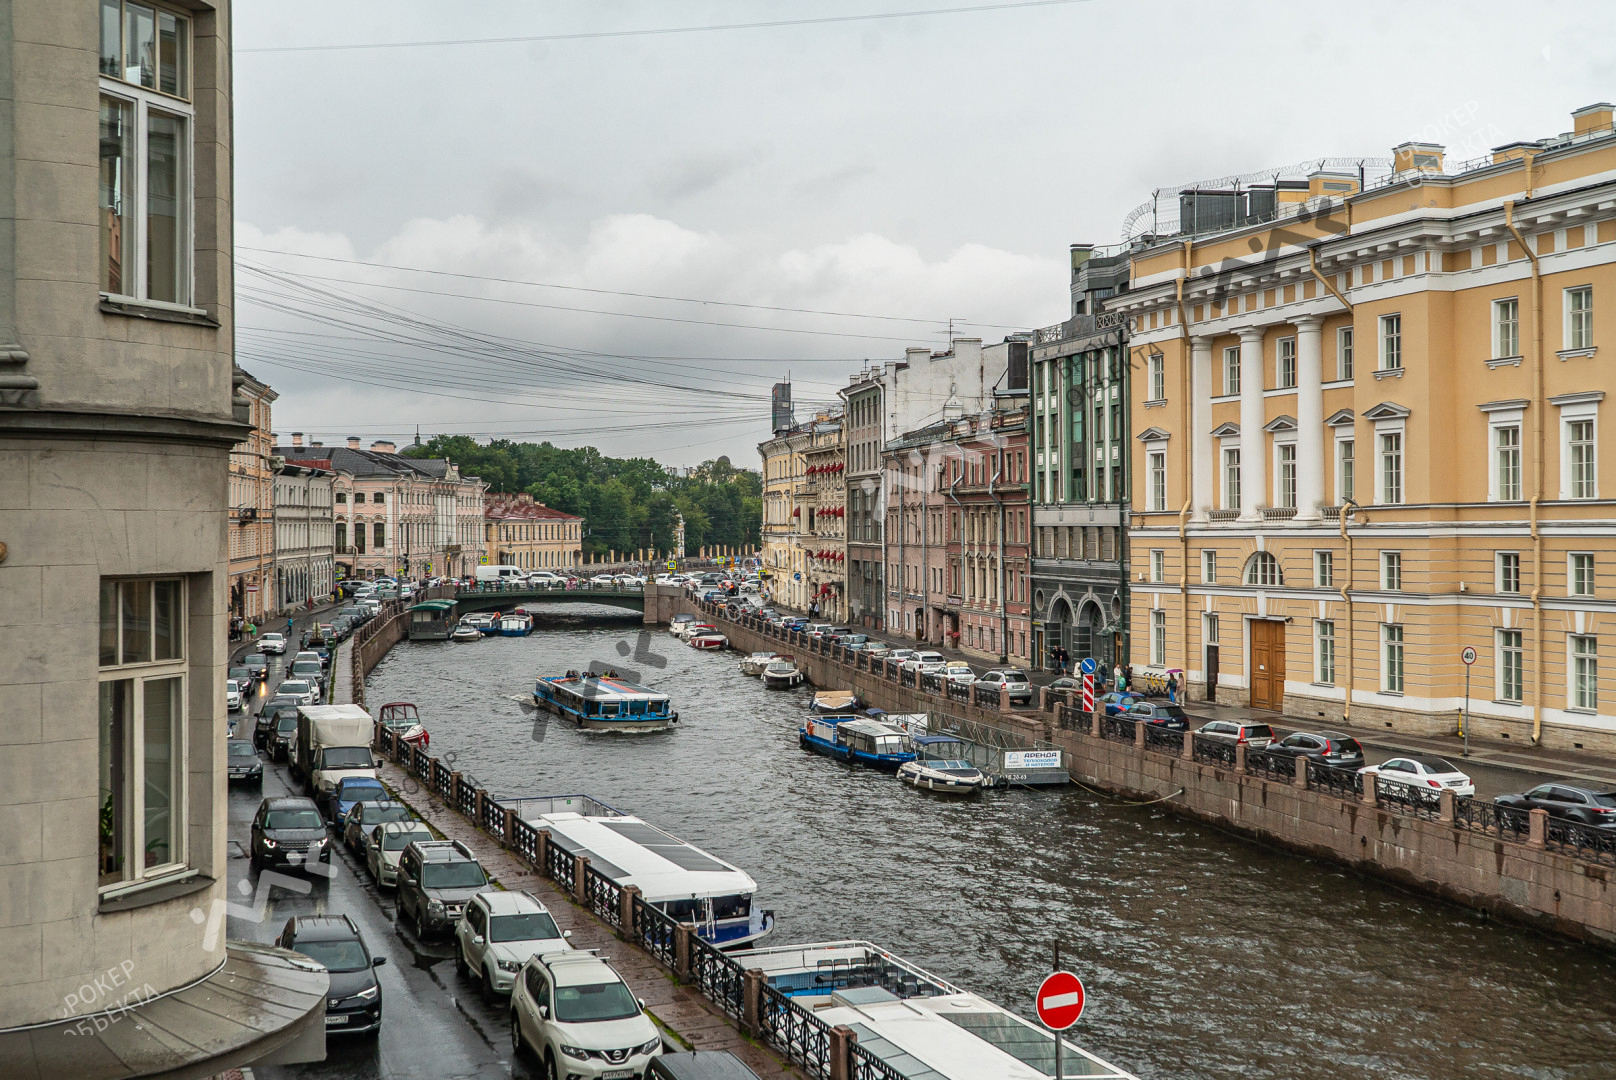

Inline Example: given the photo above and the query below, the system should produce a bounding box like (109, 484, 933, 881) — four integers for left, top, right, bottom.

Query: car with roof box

(277, 915, 386, 1035)
(456, 890, 572, 1002)
(397, 839, 489, 939)
(510, 949, 663, 1080)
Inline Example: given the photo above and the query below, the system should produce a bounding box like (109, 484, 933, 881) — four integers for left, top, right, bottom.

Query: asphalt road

(226, 649, 536, 1080)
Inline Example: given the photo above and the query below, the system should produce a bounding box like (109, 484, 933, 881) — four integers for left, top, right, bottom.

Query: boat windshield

(875, 736, 908, 754)
(922, 759, 975, 770)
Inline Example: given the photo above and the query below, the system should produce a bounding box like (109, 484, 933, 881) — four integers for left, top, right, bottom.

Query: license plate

(325, 1014, 349, 1027)
(603, 1071, 635, 1080)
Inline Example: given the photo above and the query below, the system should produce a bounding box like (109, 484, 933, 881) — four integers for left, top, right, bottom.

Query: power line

(238, 1, 1095, 54)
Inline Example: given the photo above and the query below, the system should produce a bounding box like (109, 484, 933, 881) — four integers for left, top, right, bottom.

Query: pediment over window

(1325, 409, 1355, 427)
(1362, 401, 1411, 421)
(1263, 415, 1297, 433)
(1136, 427, 1171, 442)
(1210, 422, 1241, 438)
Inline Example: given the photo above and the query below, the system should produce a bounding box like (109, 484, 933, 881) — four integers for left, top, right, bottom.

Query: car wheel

(455, 945, 468, 978)
(543, 1050, 558, 1080)
(481, 965, 498, 1005)
(416, 908, 429, 941)
(510, 1009, 526, 1058)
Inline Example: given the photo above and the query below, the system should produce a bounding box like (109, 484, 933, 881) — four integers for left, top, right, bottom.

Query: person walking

(1113, 662, 1124, 694)
(1167, 671, 1179, 704)
(285, 615, 295, 637)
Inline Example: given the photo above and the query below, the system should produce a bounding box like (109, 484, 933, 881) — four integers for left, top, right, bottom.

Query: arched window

(1244, 551, 1283, 586)
(373, 522, 386, 548)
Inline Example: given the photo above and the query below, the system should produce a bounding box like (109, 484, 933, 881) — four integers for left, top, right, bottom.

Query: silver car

(456, 890, 571, 1001)
(275, 678, 318, 706)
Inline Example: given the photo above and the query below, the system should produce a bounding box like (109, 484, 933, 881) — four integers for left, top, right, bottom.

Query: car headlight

(496, 958, 522, 972)
(640, 1037, 662, 1055)
(559, 1045, 590, 1061)
(428, 899, 445, 914)
(356, 985, 378, 1001)
(261, 838, 277, 848)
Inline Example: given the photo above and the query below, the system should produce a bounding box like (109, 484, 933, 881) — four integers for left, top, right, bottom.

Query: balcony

(1207, 509, 1239, 523)
(1260, 506, 1298, 521)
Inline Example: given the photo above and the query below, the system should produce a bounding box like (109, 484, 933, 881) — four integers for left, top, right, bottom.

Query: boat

(533, 672, 678, 730)
(449, 624, 482, 643)
(897, 735, 986, 795)
(740, 651, 778, 676)
(498, 612, 534, 636)
(811, 689, 859, 714)
(462, 611, 500, 635)
(740, 940, 1138, 1079)
(674, 620, 716, 642)
(499, 794, 774, 950)
(761, 657, 804, 689)
(689, 631, 728, 650)
(669, 613, 697, 637)
(405, 599, 455, 641)
(799, 715, 916, 771)
(376, 701, 430, 748)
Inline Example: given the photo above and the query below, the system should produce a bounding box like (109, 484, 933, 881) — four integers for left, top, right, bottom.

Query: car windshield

(490, 912, 561, 943)
(276, 714, 298, 732)
(421, 861, 486, 889)
(229, 668, 250, 679)
(279, 681, 311, 694)
(228, 741, 256, 758)
(339, 785, 386, 803)
(363, 805, 414, 825)
(244, 654, 266, 666)
(294, 938, 370, 973)
(292, 663, 321, 676)
(265, 809, 323, 829)
(381, 827, 431, 851)
(320, 747, 375, 769)
(553, 980, 640, 1022)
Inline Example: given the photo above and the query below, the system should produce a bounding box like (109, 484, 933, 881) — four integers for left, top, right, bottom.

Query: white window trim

(1380, 550, 1402, 591)
(1334, 431, 1356, 506)
(1314, 619, 1336, 685)
(1486, 409, 1524, 503)
(1336, 325, 1355, 381)
(1146, 447, 1168, 512)
(1313, 549, 1334, 588)
(1569, 551, 1596, 597)
(1496, 550, 1521, 594)
(1276, 335, 1298, 389)
(1151, 608, 1168, 666)
(1379, 313, 1403, 371)
(1146, 352, 1166, 403)
(1563, 284, 1594, 352)
(1495, 627, 1524, 703)
(1222, 346, 1241, 396)
(1568, 633, 1599, 712)
(1491, 296, 1521, 361)
(1272, 434, 1298, 510)
(1219, 437, 1242, 510)
(1556, 397, 1601, 500)
(1150, 548, 1165, 584)
(1381, 623, 1405, 694)
(1373, 416, 1406, 506)
(1202, 548, 1217, 585)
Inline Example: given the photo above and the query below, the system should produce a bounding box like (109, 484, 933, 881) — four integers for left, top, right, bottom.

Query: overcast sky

(235, 0, 1614, 467)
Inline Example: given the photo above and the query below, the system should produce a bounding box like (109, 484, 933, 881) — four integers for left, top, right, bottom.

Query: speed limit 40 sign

(1461, 646, 1477, 666)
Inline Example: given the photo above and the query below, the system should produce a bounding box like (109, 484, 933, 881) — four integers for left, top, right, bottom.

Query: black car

(1266, 730, 1367, 770)
(1495, 783, 1616, 827)
(1125, 701, 1191, 730)
(277, 915, 386, 1034)
(396, 839, 488, 939)
(226, 739, 263, 785)
(242, 652, 269, 679)
(249, 796, 331, 873)
(269, 710, 300, 762)
(255, 697, 301, 750)
(228, 665, 257, 696)
(648, 1051, 761, 1080)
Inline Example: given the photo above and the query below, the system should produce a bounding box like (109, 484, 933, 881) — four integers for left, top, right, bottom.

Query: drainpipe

(1504, 199, 1545, 745)
(1308, 245, 1354, 311)
(946, 465, 966, 647)
(1338, 498, 1360, 723)
(1176, 247, 1194, 680)
(989, 443, 1008, 663)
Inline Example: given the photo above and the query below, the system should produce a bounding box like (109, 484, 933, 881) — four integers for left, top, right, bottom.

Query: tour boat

(761, 657, 804, 689)
(739, 651, 778, 676)
(533, 672, 678, 731)
(689, 631, 728, 650)
(465, 611, 500, 635)
(500, 794, 774, 950)
(740, 941, 1138, 1079)
(450, 624, 482, 643)
(498, 612, 534, 636)
(799, 715, 915, 771)
(897, 736, 986, 795)
(376, 701, 429, 748)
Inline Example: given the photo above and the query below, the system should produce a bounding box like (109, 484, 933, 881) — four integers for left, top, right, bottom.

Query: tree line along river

(365, 609, 1616, 1080)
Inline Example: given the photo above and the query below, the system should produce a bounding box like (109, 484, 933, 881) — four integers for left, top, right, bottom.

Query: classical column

(1190, 337, 1214, 521)
(1238, 328, 1266, 521)
(1294, 316, 1325, 521)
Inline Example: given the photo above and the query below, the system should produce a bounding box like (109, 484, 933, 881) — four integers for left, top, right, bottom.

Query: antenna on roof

(413, 425, 421, 448)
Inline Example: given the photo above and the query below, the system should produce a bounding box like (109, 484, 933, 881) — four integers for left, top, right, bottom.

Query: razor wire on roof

(1120, 156, 1395, 242)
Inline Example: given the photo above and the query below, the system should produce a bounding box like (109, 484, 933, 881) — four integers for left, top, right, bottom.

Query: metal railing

(1144, 724, 1185, 755)
(1192, 734, 1236, 767)
(1452, 796, 1529, 840)
(630, 893, 678, 967)
(972, 683, 1000, 707)
(1375, 778, 1442, 820)
(690, 935, 744, 1019)
(850, 1042, 909, 1080)
(584, 863, 622, 927)
(759, 983, 833, 1078)
(547, 842, 576, 892)
(1245, 748, 1294, 783)
(1307, 760, 1363, 799)
(1544, 818, 1616, 866)
(1100, 714, 1136, 744)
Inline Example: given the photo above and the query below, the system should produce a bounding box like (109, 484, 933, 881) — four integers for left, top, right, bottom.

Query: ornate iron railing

(1057, 705, 1085, 731)
(690, 935, 744, 1018)
(1452, 796, 1531, 841)
(1192, 734, 1236, 767)
(900, 667, 916, 688)
(850, 1042, 909, 1080)
(920, 673, 944, 693)
(759, 983, 833, 1078)
(947, 680, 970, 703)
(547, 842, 576, 892)
(1544, 818, 1616, 866)
(1375, 778, 1442, 820)
(454, 777, 477, 818)
(1245, 748, 1294, 783)
(630, 894, 678, 966)
(1144, 724, 1185, 755)
(1100, 714, 1136, 744)
(972, 683, 999, 707)
(1307, 760, 1363, 799)
(510, 817, 539, 863)
(583, 863, 622, 927)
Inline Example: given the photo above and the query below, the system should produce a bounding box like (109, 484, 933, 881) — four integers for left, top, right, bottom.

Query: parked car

(1096, 691, 1142, 716)
(863, 641, 892, 657)
(228, 665, 257, 696)
(1494, 783, 1616, 827)
(397, 839, 489, 939)
(1358, 756, 1474, 797)
(249, 796, 330, 873)
(942, 661, 976, 685)
(343, 800, 417, 855)
(1193, 720, 1276, 747)
(226, 682, 242, 712)
(648, 1051, 762, 1080)
(901, 651, 945, 672)
(254, 697, 301, 750)
(974, 669, 1033, 704)
(328, 776, 390, 825)
(1125, 701, 1191, 730)
(1264, 730, 1366, 770)
(509, 950, 663, 1077)
(269, 710, 300, 762)
(366, 821, 435, 889)
(277, 915, 386, 1035)
(226, 739, 263, 785)
(242, 652, 269, 679)
(275, 678, 319, 706)
(456, 890, 572, 1002)
(884, 648, 916, 666)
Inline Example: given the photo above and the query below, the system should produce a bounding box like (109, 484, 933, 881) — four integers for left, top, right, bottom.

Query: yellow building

(1119, 102, 1616, 752)
(759, 424, 812, 610)
(228, 367, 277, 620)
(484, 493, 583, 571)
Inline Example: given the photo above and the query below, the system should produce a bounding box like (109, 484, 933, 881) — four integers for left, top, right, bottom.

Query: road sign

(1081, 674, 1095, 712)
(1079, 657, 1097, 675)
(1036, 971, 1085, 1031)
(1461, 646, 1477, 665)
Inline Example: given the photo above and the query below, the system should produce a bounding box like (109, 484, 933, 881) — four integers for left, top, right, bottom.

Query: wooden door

(1249, 620, 1285, 711)
(1204, 645, 1219, 702)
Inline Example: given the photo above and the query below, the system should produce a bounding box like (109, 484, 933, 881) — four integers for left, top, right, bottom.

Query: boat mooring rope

(1069, 781, 1185, 807)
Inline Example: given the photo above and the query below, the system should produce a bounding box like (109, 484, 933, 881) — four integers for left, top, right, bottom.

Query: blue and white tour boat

(799, 715, 915, 771)
(498, 611, 534, 636)
(534, 672, 677, 731)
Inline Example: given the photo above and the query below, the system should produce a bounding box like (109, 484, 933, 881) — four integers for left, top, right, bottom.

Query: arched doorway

(1077, 600, 1110, 669)
(1048, 597, 1072, 667)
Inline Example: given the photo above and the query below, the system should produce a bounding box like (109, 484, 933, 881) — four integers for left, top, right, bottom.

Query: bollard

(999, 685, 1011, 712)
(574, 854, 590, 904)
(1294, 754, 1309, 787)
(1439, 788, 1455, 824)
(742, 969, 763, 1037)
(674, 924, 692, 982)
(1361, 775, 1378, 807)
(1181, 729, 1194, 760)
(829, 1024, 858, 1080)
(1529, 807, 1548, 848)
(1089, 708, 1101, 737)
(1235, 742, 1248, 773)
(619, 885, 640, 940)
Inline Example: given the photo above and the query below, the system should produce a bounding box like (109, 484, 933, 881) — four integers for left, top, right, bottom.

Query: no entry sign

(1036, 970, 1085, 1030)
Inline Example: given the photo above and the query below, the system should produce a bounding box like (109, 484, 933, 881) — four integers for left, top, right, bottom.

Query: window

(1571, 553, 1596, 597)
(1379, 432, 1403, 504)
(1497, 629, 1523, 703)
(1337, 439, 1355, 504)
(1382, 624, 1405, 693)
(1204, 613, 1219, 645)
(353, 492, 366, 504)
(1315, 620, 1336, 684)
(98, 578, 186, 889)
(1223, 346, 1240, 395)
(1314, 550, 1334, 588)
(335, 492, 346, 503)
(1151, 609, 1167, 665)
(1277, 337, 1296, 388)
(372, 492, 385, 505)
(1223, 447, 1241, 509)
(1148, 451, 1166, 512)
(1150, 549, 1165, 583)
(1379, 314, 1402, 371)
(373, 522, 385, 548)
(1493, 298, 1519, 359)
(1278, 444, 1297, 509)
(1497, 551, 1520, 594)
(1148, 353, 1165, 401)
(1245, 551, 1283, 587)
(1202, 549, 1217, 584)
(1566, 285, 1593, 350)
(99, 2, 192, 305)
(1337, 327, 1355, 380)
(1493, 424, 1521, 502)
(1381, 551, 1402, 591)
(1568, 418, 1597, 499)
(1572, 635, 1598, 711)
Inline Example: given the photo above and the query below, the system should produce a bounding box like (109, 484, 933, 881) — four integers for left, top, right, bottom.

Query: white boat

(740, 651, 778, 676)
(498, 612, 534, 636)
(762, 657, 804, 689)
(450, 624, 482, 643)
(502, 795, 774, 949)
(811, 689, 858, 714)
(689, 632, 728, 651)
(673, 620, 714, 642)
(533, 672, 677, 731)
(669, 613, 696, 637)
(898, 735, 986, 795)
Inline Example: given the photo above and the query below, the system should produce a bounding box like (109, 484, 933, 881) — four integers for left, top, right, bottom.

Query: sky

(234, 0, 1615, 467)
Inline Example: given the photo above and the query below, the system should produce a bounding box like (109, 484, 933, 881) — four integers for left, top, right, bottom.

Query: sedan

(1125, 701, 1191, 730)
(1097, 691, 1142, 716)
(257, 632, 287, 654)
(328, 777, 389, 826)
(942, 662, 976, 685)
(226, 682, 242, 712)
(242, 652, 269, 679)
(226, 739, 264, 785)
(228, 665, 257, 695)
(1495, 783, 1616, 827)
(342, 801, 417, 855)
(1265, 731, 1366, 770)
(1359, 756, 1474, 798)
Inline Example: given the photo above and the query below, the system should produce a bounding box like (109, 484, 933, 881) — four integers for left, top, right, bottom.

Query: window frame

(1570, 552, 1596, 598)
(1314, 619, 1336, 684)
(1496, 628, 1524, 703)
(1276, 440, 1297, 509)
(1565, 284, 1593, 351)
(1497, 551, 1521, 594)
(1571, 634, 1598, 711)
(1151, 608, 1167, 666)
(1491, 420, 1522, 502)
(1381, 623, 1405, 694)
(1222, 346, 1240, 396)
(1335, 435, 1355, 505)
(1150, 548, 1165, 584)
(1314, 549, 1334, 588)
(1221, 444, 1241, 510)
(1336, 326, 1354, 380)
(1381, 550, 1402, 592)
(1202, 549, 1217, 585)
(1563, 412, 1599, 500)
(1244, 551, 1283, 587)
(1147, 450, 1166, 512)
(1492, 297, 1520, 360)
(1147, 352, 1165, 402)
(1378, 431, 1404, 505)
(1277, 336, 1297, 389)
(1379, 313, 1402, 371)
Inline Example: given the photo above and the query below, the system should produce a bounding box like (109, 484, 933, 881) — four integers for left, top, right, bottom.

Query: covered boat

(376, 701, 429, 748)
(449, 624, 482, 642)
(761, 657, 804, 689)
(898, 735, 986, 795)
(498, 611, 534, 636)
(534, 672, 678, 731)
(799, 715, 915, 771)
(739, 651, 778, 676)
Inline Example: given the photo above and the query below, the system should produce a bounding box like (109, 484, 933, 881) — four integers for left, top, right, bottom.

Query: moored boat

(689, 631, 728, 650)
(669, 613, 697, 637)
(761, 657, 804, 689)
(799, 715, 915, 771)
(811, 689, 858, 714)
(739, 651, 778, 676)
(376, 701, 429, 747)
(898, 736, 986, 795)
(533, 672, 678, 730)
(498, 612, 534, 636)
(449, 624, 482, 643)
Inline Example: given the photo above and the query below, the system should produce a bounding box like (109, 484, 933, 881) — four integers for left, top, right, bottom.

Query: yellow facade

(483, 493, 582, 571)
(1121, 104, 1616, 752)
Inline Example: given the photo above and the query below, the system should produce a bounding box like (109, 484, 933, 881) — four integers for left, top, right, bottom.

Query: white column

(1190, 337, 1214, 520)
(1294, 316, 1325, 521)
(1238, 328, 1266, 521)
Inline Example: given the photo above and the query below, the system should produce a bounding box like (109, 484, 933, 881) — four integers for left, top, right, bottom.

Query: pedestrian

(1167, 671, 1179, 704)
(246, 621, 256, 639)
(285, 616, 294, 636)
(1123, 663, 1134, 694)
(1112, 662, 1123, 692)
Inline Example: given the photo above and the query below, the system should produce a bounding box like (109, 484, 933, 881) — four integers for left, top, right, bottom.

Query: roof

(478, 890, 550, 916)
(835, 718, 905, 738)
(649, 1051, 763, 1080)
(542, 951, 619, 987)
(527, 812, 757, 903)
(286, 916, 360, 942)
(410, 599, 456, 611)
(263, 796, 318, 810)
(484, 493, 583, 522)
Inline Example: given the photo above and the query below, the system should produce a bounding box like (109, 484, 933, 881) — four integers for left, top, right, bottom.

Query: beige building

(0, 0, 325, 1070)
(760, 423, 812, 610)
(1119, 102, 1616, 752)
(227, 368, 276, 621)
(484, 492, 583, 570)
(273, 462, 335, 612)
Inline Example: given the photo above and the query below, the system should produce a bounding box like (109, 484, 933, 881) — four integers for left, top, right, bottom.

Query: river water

(366, 608, 1616, 1080)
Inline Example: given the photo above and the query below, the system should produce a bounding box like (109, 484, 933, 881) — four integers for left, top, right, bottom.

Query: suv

(975, 669, 1033, 704)
(275, 678, 319, 706)
(1193, 720, 1276, 747)
(901, 650, 944, 672)
(1495, 783, 1616, 827)
(268, 709, 300, 761)
(1125, 701, 1191, 730)
(510, 950, 663, 1079)
(456, 890, 572, 1001)
(397, 839, 489, 939)
(277, 915, 386, 1034)
(1265, 730, 1366, 770)
(249, 796, 330, 873)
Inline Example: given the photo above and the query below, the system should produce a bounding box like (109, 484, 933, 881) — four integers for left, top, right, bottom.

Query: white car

(510, 951, 662, 1079)
(293, 649, 325, 669)
(275, 678, 318, 706)
(589, 574, 616, 587)
(942, 662, 976, 685)
(901, 651, 945, 672)
(1359, 756, 1475, 798)
(366, 820, 434, 888)
(884, 648, 916, 666)
(527, 572, 565, 589)
(226, 683, 242, 711)
(456, 891, 572, 1000)
(256, 632, 287, 654)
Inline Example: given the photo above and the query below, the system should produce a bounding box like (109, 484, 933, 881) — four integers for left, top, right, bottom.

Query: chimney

(310, 440, 323, 447)
(1572, 102, 1613, 137)
(347, 436, 361, 449)
(371, 440, 395, 453)
(1491, 140, 1543, 166)
(1392, 141, 1444, 174)
(291, 432, 304, 447)
(905, 347, 930, 366)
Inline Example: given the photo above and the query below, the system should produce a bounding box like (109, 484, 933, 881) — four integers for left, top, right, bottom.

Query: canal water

(367, 609, 1616, 1080)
